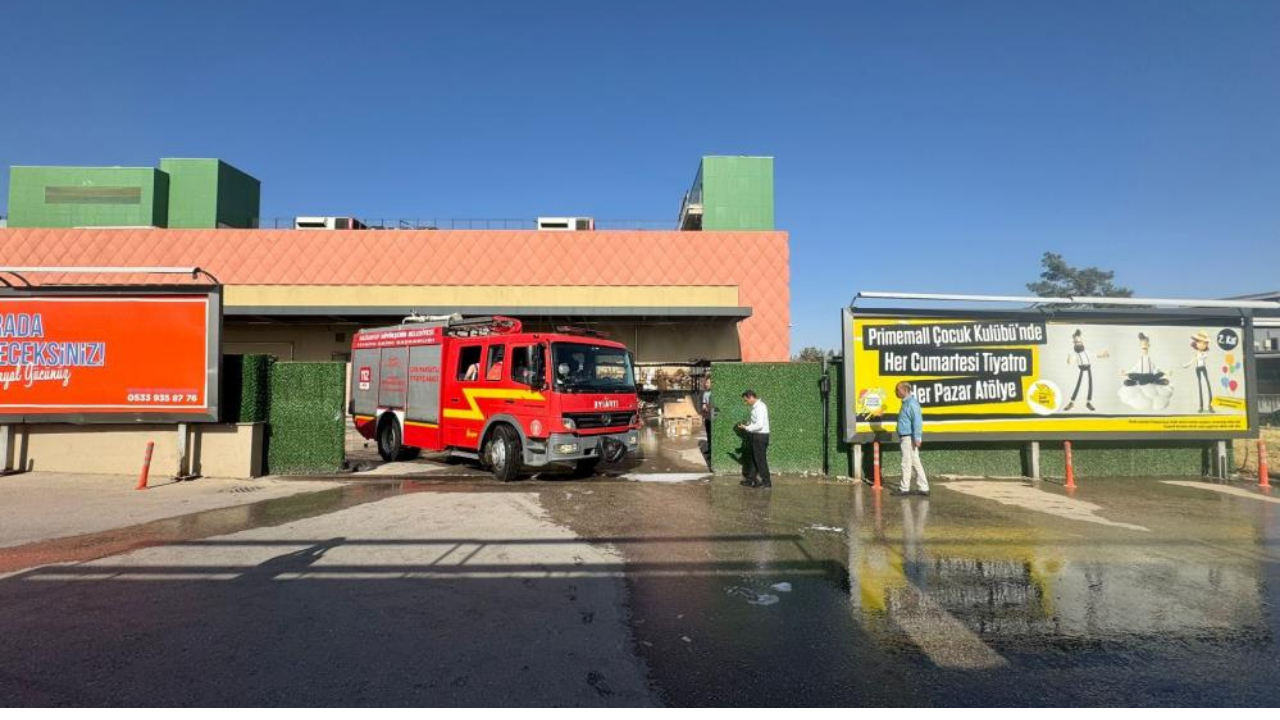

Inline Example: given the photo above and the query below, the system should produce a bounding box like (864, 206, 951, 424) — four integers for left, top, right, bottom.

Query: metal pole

(176, 423, 189, 479)
(1029, 441, 1041, 480)
(852, 444, 863, 481)
(1217, 440, 1229, 480)
(0, 424, 12, 474)
(820, 357, 830, 477)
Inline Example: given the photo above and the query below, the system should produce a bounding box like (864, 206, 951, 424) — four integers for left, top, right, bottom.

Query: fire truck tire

(487, 424, 521, 482)
(377, 417, 414, 462)
(572, 458, 601, 478)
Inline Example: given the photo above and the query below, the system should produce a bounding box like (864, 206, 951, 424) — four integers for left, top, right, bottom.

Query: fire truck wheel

(572, 458, 601, 478)
(378, 418, 406, 462)
(487, 424, 522, 482)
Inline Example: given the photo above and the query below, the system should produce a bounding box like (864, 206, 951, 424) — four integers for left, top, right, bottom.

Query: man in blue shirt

(894, 381, 929, 496)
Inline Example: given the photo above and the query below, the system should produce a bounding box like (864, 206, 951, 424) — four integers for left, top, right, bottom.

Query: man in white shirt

(736, 389, 771, 488)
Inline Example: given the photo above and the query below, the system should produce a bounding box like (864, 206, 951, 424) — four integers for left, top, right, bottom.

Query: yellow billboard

(841, 310, 1255, 441)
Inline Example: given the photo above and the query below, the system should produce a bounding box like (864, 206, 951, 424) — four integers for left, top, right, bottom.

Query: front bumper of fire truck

(524, 429, 639, 466)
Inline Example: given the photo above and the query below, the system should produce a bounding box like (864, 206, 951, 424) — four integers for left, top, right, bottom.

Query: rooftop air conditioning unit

(536, 216, 595, 231)
(294, 216, 367, 230)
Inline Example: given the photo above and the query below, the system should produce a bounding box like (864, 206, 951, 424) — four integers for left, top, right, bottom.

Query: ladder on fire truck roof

(401, 312, 523, 336)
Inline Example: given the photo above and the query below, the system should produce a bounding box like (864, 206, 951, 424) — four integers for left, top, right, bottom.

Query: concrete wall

(225, 322, 361, 362)
(4, 423, 265, 478)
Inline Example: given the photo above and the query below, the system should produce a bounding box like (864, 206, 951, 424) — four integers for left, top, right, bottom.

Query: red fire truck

(350, 314, 640, 480)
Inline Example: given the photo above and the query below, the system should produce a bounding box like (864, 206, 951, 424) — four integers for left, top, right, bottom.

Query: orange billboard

(0, 292, 220, 422)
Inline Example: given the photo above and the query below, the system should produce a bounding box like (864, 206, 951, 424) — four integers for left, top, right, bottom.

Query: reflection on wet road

(541, 477, 1280, 706)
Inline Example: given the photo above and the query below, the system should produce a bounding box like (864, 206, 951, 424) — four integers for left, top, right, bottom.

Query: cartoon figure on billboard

(1118, 332, 1173, 411)
(1064, 329, 1108, 412)
(1184, 331, 1214, 413)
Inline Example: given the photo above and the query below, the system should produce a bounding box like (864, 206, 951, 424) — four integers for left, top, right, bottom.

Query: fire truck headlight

(556, 443, 579, 455)
(628, 433, 638, 446)
(561, 418, 576, 431)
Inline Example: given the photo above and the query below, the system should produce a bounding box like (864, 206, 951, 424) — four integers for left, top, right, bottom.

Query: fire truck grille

(567, 412, 636, 430)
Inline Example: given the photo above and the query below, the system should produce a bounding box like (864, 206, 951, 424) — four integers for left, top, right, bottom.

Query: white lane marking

(944, 481, 1149, 531)
(1161, 480, 1280, 505)
(621, 473, 710, 483)
(892, 590, 1010, 670)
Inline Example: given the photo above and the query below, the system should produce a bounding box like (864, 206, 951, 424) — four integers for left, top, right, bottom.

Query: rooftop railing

(264, 217, 676, 231)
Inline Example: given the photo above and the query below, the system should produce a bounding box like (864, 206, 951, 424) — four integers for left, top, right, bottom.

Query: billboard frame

(0, 285, 223, 424)
(841, 305, 1258, 443)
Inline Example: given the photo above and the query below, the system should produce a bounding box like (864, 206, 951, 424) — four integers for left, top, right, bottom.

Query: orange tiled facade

(0, 229, 790, 361)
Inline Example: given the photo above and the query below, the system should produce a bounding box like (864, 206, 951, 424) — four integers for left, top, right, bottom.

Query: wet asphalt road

(2, 470, 1279, 706)
(541, 477, 1280, 706)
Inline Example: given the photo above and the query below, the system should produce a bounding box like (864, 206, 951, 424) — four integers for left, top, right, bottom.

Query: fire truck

(350, 314, 641, 481)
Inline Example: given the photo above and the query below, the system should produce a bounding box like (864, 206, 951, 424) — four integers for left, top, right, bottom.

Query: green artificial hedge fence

(711, 360, 1216, 478)
(266, 362, 347, 474)
(221, 354, 274, 423)
(709, 362, 840, 475)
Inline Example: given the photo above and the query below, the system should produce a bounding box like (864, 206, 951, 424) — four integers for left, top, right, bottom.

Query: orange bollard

(1064, 440, 1076, 490)
(872, 441, 882, 490)
(136, 441, 154, 490)
(1259, 438, 1271, 489)
(873, 484, 884, 538)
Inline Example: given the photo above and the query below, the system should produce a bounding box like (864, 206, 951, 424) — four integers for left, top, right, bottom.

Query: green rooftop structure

(161, 158, 261, 229)
(7, 166, 169, 228)
(6, 158, 259, 229)
(679, 155, 774, 231)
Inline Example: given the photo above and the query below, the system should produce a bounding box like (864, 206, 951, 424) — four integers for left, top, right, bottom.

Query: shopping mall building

(1, 156, 790, 368)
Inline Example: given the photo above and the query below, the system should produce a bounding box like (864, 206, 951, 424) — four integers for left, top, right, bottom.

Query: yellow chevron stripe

(442, 388, 546, 421)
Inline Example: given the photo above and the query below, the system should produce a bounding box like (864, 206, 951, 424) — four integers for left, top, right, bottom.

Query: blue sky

(3, 0, 1278, 352)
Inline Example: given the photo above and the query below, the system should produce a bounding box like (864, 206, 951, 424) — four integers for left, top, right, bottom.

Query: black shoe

(890, 489, 910, 496)
(740, 479, 759, 487)
(915, 490, 930, 496)
(1086, 402, 1095, 411)
(760, 482, 773, 488)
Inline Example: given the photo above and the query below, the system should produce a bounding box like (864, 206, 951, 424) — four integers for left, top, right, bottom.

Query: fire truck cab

(350, 314, 641, 481)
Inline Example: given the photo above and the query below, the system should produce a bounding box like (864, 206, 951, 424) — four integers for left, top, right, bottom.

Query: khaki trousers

(899, 439, 929, 493)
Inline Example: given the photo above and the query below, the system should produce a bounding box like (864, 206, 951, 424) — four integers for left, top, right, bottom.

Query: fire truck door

(379, 347, 409, 409)
(445, 343, 486, 449)
(407, 345, 442, 424)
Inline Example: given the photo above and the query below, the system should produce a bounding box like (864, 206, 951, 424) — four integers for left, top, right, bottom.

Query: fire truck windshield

(552, 342, 636, 394)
